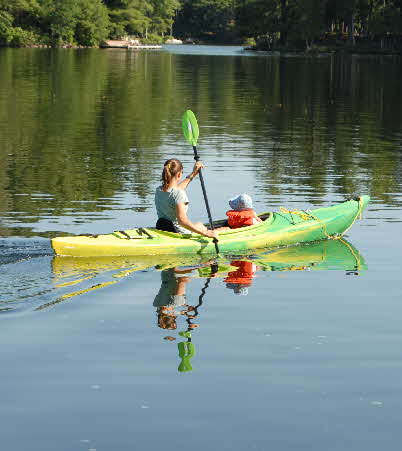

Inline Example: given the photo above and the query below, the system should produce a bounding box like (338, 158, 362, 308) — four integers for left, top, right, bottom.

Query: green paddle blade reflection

(182, 110, 199, 146)
(178, 341, 195, 372)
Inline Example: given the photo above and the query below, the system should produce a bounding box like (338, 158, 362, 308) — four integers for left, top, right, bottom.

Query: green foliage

(9, 27, 42, 47)
(109, 22, 126, 39)
(368, 1, 402, 36)
(243, 36, 256, 46)
(287, 0, 327, 46)
(236, 0, 402, 50)
(0, 10, 14, 43)
(0, 0, 42, 26)
(107, 0, 152, 36)
(0, 0, 178, 46)
(141, 33, 164, 44)
(149, 0, 180, 35)
(236, 0, 280, 41)
(175, 0, 236, 39)
(75, 0, 110, 46)
(47, 0, 80, 45)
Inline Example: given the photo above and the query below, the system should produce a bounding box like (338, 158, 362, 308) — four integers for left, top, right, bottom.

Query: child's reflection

(224, 260, 258, 296)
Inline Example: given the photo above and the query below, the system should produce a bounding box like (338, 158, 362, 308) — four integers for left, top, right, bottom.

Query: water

(0, 46, 401, 451)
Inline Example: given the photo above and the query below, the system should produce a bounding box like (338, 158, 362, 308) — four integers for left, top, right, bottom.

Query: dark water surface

(0, 46, 401, 451)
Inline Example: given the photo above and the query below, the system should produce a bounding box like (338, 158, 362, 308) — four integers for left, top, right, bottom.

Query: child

(226, 194, 263, 229)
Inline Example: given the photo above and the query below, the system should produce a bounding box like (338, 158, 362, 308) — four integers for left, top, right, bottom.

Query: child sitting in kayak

(226, 194, 263, 229)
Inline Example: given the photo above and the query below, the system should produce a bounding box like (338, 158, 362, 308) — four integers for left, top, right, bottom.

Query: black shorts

(155, 218, 178, 233)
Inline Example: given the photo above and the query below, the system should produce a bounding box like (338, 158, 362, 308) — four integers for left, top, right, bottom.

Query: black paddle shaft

(193, 146, 220, 254)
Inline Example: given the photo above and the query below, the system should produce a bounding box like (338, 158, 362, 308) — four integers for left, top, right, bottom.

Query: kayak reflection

(45, 239, 368, 371)
(48, 238, 366, 312)
(254, 237, 366, 272)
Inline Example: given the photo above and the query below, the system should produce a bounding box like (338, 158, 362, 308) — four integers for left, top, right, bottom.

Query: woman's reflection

(153, 267, 197, 332)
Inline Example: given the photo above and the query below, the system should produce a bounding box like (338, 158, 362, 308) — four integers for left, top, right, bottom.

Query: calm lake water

(0, 45, 401, 451)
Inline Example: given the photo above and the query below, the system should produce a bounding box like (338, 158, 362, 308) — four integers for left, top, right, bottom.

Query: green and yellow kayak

(51, 195, 370, 257)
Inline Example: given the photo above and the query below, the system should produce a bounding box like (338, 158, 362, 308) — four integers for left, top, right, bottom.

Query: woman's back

(155, 186, 189, 233)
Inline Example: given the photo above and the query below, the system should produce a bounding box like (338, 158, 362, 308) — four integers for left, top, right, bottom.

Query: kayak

(51, 195, 370, 257)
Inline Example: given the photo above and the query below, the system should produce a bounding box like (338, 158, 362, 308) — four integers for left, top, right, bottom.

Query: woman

(155, 158, 223, 238)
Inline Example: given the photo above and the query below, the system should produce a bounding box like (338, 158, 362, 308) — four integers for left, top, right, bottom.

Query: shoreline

(245, 43, 402, 57)
(1, 42, 401, 57)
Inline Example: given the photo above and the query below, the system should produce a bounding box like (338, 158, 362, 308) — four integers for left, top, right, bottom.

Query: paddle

(182, 110, 220, 255)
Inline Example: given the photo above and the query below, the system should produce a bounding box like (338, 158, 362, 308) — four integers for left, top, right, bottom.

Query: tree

(176, 0, 235, 39)
(0, 0, 41, 25)
(106, 0, 153, 37)
(0, 10, 14, 44)
(75, 0, 110, 46)
(368, 0, 402, 39)
(149, 0, 180, 36)
(46, 0, 80, 45)
(236, 0, 281, 46)
(288, 0, 328, 47)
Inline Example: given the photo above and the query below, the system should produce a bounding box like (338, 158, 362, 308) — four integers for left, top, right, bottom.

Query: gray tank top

(154, 186, 189, 233)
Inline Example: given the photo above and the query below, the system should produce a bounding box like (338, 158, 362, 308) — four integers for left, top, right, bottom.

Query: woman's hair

(157, 309, 177, 330)
(161, 158, 183, 190)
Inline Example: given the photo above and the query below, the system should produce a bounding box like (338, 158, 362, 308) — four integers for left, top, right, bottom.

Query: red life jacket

(226, 209, 255, 228)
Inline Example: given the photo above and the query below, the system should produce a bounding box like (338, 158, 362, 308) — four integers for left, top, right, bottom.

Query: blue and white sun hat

(229, 194, 253, 211)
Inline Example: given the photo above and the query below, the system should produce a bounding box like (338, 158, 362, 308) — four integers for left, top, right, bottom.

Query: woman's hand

(178, 161, 204, 189)
(193, 161, 204, 174)
(176, 203, 218, 239)
(205, 230, 218, 240)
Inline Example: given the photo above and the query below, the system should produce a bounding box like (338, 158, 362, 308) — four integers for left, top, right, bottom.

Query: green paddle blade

(182, 110, 199, 147)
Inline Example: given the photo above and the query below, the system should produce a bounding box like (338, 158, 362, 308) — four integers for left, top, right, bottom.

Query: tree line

(0, 0, 180, 47)
(0, 0, 402, 49)
(237, 0, 402, 50)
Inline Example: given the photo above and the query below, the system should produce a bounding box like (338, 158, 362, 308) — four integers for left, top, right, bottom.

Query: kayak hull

(51, 195, 370, 257)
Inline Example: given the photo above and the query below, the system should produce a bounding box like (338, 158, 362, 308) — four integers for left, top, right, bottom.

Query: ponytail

(161, 158, 183, 190)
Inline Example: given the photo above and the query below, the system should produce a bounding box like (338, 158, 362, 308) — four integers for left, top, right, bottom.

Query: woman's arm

(253, 211, 263, 223)
(178, 161, 204, 190)
(176, 203, 217, 238)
